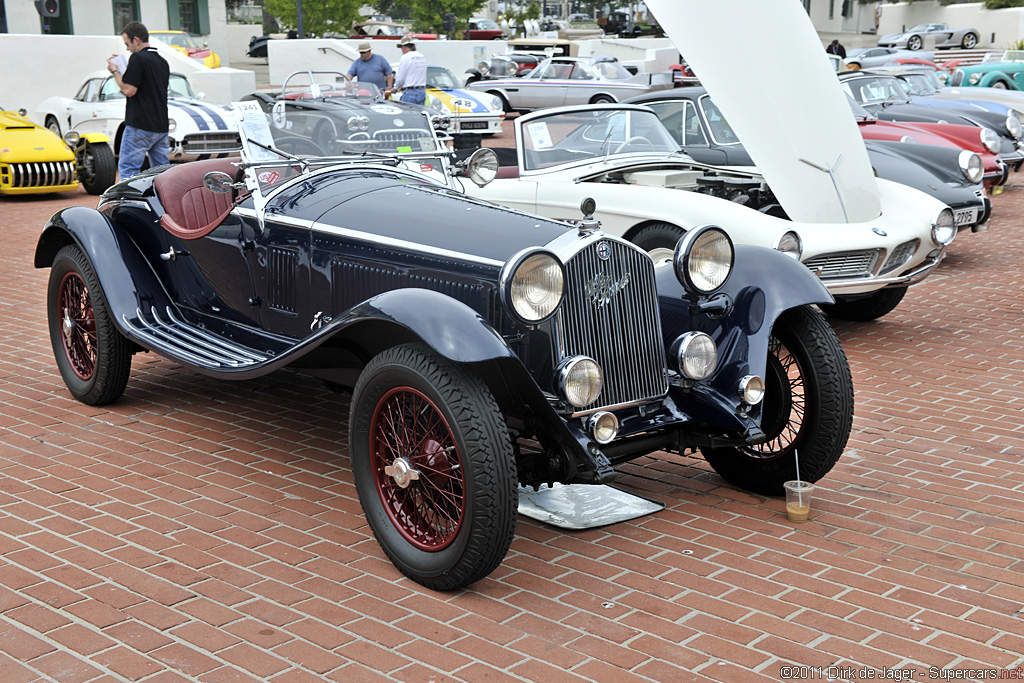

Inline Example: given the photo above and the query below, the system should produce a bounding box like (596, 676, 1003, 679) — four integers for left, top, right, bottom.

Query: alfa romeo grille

(557, 240, 668, 413)
(182, 132, 242, 153)
(804, 250, 880, 279)
(951, 70, 964, 87)
(880, 239, 919, 274)
(3, 161, 75, 188)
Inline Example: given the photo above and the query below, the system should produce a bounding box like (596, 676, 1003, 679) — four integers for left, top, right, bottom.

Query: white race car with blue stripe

(36, 71, 241, 164)
(425, 66, 505, 135)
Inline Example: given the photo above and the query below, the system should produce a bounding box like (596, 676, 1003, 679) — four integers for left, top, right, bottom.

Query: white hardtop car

(463, 0, 957, 321)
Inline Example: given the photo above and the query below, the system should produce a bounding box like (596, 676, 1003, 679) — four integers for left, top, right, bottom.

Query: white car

(843, 46, 932, 70)
(424, 66, 504, 136)
(36, 71, 240, 164)
(463, 0, 957, 322)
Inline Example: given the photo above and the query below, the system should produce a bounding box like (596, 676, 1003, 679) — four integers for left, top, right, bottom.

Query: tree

(263, 0, 364, 36)
(405, 0, 487, 33)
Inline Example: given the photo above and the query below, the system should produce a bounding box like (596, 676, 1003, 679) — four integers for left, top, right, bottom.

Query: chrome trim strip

(315, 222, 505, 267)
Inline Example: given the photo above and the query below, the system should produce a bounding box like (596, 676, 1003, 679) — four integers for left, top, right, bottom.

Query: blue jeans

(400, 88, 426, 106)
(118, 126, 170, 180)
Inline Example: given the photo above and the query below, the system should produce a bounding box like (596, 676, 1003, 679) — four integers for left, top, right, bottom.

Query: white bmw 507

(462, 0, 957, 322)
(36, 71, 241, 164)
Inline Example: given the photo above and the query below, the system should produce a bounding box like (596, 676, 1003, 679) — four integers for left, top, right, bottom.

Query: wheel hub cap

(384, 457, 421, 489)
(62, 308, 76, 342)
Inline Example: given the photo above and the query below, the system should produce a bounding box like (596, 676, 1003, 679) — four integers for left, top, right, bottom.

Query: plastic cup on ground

(784, 480, 814, 523)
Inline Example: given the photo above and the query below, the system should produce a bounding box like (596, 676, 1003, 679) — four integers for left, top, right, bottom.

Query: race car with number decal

(424, 66, 504, 135)
(35, 71, 241, 165)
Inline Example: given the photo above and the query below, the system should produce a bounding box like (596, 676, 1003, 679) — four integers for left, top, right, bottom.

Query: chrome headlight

(899, 135, 918, 143)
(671, 332, 718, 381)
(673, 225, 734, 294)
(487, 94, 503, 111)
(168, 118, 177, 132)
(558, 356, 603, 408)
(500, 250, 565, 324)
(587, 411, 619, 444)
(477, 61, 490, 75)
(62, 131, 80, 147)
(774, 231, 802, 260)
(359, 116, 370, 131)
(466, 147, 498, 187)
(969, 73, 981, 85)
(504, 61, 519, 76)
(958, 150, 983, 184)
(936, 71, 948, 84)
(981, 127, 1000, 154)
(430, 114, 451, 130)
(347, 116, 360, 131)
(739, 375, 765, 405)
(428, 97, 446, 112)
(1006, 111, 1022, 139)
(931, 207, 956, 246)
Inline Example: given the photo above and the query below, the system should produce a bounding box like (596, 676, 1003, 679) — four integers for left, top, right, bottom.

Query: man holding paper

(107, 21, 169, 180)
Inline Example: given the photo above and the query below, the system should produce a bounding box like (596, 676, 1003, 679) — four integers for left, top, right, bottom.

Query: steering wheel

(614, 135, 654, 154)
(272, 135, 325, 156)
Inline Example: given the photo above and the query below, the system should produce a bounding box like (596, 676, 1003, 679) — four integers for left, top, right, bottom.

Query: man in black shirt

(107, 21, 170, 180)
(826, 39, 847, 59)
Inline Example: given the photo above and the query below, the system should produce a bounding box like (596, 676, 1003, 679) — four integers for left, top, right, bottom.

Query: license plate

(460, 122, 488, 130)
(954, 208, 978, 225)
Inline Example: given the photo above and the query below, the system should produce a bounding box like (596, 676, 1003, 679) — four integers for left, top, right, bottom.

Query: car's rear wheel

(350, 343, 517, 590)
(819, 287, 907, 321)
(45, 116, 61, 137)
(992, 80, 1008, 89)
(701, 305, 854, 496)
(47, 245, 131, 406)
(908, 35, 923, 50)
(80, 142, 117, 195)
(591, 95, 615, 104)
(962, 33, 978, 49)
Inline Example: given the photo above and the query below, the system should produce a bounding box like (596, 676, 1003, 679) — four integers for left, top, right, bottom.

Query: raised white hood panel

(645, 0, 881, 223)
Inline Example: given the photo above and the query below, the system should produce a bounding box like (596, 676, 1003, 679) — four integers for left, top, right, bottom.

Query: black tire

(992, 80, 1008, 90)
(350, 343, 517, 590)
(907, 35, 923, 50)
(452, 133, 481, 151)
(701, 305, 854, 496)
(79, 142, 117, 195)
(819, 287, 907, 321)
(591, 95, 615, 104)
(47, 245, 132, 406)
(45, 116, 61, 137)
(962, 33, 978, 49)
(630, 222, 684, 266)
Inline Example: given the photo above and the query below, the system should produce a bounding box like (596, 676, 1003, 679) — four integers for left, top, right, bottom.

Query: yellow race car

(0, 108, 115, 196)
(150, 30, 221, 69)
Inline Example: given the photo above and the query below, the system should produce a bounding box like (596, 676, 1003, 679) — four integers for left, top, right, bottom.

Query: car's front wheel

(962, 32, 978, 49)
(701, 305, 854, 496)
(79, 142, 117, 195)
(819, 287, 907, 321)
(47, 245, 132, 406)
(350, 343, 517, 590)
(45, 116, 61, 137)
(908, 35, 923, 50)
(630, 222, 684, 268)
(991, 80, 1008, 89)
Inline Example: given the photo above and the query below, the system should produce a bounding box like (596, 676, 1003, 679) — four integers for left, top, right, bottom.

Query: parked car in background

(627, 88, 989, 232)
(1, 106, 116, 195)
(950, 50, 1024, 90)
(844, 46, 931, 71)
(839, 70, 1024, 170)
(877, 22, 979, 51)
(150, 30, 221, 68)
(467, 55, 673, 112)
(246, 35, 272, 59)
(465, 38, 577, 85)
(34, 87, 854, 591)
(424, 66, 504, 137)
(352, 19, 403, 37)
(36, 71, 241, 165)
(466, 17, 504, 40)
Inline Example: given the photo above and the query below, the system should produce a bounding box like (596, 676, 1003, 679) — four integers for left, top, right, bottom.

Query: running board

(121, 306, 269, 369)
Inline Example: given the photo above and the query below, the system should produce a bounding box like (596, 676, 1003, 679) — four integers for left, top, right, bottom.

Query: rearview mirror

(203, 171, 234, 193)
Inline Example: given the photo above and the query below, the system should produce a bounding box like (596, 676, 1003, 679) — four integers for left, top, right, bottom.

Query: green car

(949, 50, 1024, 90)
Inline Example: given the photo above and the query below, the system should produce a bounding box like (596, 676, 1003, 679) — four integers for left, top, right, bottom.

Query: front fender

(81, 132, 111, 145)
(981, 73, 1017, 90)
(34, 206, 172, 327)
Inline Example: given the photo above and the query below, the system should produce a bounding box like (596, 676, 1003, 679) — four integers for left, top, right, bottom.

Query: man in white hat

(386, 35, 427, 105)
(347, 41, 394, 92)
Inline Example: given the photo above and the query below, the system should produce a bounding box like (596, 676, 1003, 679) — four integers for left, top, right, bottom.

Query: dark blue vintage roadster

(36, 94, 854, 590)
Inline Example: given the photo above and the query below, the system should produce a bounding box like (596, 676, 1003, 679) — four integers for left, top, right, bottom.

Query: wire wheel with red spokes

(47, 245, 131, 405)
(369, 386, 466, 551)
(701, 306, 854, 496)
(351, 343, 517, 590)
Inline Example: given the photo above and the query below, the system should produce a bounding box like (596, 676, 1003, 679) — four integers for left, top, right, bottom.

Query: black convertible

(36, 96, 853, 590)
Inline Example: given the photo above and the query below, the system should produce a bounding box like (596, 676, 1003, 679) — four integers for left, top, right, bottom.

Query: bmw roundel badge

(596, 241, 611, 260)
(872, 227, 888, 237)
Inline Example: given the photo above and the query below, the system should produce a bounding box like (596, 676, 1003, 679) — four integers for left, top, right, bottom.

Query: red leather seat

(153, 158, 241, 240)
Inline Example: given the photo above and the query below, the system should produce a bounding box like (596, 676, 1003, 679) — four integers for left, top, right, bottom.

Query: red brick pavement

(1, 162, 1023, 682)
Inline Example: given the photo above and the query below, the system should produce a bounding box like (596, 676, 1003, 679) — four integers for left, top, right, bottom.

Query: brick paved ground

(1, 159, 1023, 683)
